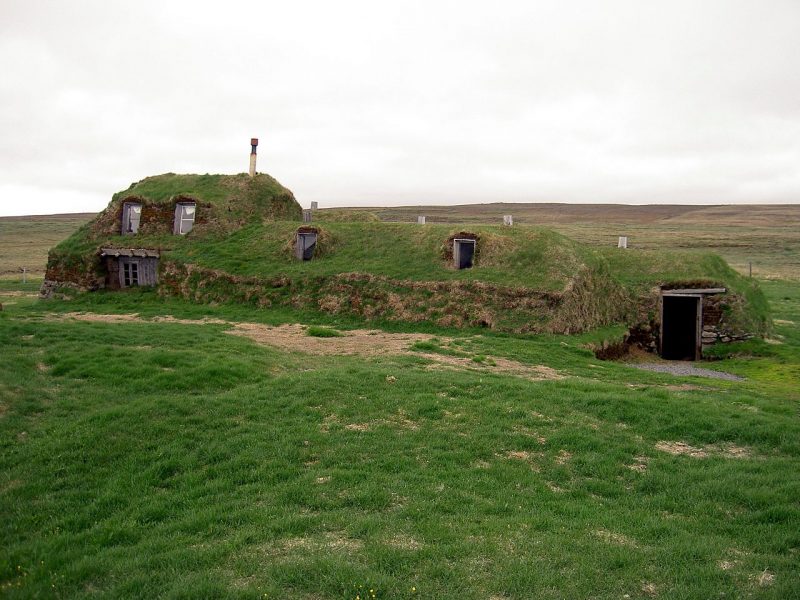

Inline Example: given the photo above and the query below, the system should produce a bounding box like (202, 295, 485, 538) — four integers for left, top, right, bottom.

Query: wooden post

(749, 262, 752, 278)
(695, 295, 703, 361)
(22, 267, 27, 284)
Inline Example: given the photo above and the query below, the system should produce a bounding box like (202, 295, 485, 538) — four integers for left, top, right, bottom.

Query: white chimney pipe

(249, 138, 258, 177)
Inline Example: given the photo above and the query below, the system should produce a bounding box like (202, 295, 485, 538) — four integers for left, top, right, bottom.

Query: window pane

(179, 204, 196, 234)
(124, 203, 142, 234)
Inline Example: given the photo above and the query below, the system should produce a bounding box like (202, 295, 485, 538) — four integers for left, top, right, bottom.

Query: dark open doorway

(660, 294, 701, 360)
(453, 239, 476, 269)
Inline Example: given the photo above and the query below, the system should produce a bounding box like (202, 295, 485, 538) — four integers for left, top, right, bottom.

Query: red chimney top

(251, 138, 258, 146)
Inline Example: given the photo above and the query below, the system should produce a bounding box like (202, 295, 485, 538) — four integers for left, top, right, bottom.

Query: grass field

(1, 282, 798, 598)
(1, 207, 798, 598)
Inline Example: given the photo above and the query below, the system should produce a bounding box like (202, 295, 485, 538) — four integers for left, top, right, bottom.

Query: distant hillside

(327, 202, 800, 226)
(0, 213, 95, 278)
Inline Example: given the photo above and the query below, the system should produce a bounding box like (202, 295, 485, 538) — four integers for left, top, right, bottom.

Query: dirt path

(46, 312, 562, 381)
(227, 322, 435, 357)
(628, 362, 744, 381)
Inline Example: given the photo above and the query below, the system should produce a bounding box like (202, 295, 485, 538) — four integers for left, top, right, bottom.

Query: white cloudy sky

(1, 0, 799, 216)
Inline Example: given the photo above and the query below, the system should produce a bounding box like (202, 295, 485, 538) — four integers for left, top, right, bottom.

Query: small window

(174, 203, 196, 235)
(122, 202, 142, 235)
(123, 262, 139, 287)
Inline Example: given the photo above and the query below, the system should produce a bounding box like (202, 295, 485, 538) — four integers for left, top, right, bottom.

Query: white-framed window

(174, 203, 196, 235)
(122, 202, 142, 235)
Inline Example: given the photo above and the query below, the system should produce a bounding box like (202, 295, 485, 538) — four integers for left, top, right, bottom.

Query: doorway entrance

(660, 294, 701, 360)
(453, 239, 476, 269)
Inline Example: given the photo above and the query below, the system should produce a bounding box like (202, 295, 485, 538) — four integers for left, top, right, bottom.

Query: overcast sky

(1, 0, 799, 216)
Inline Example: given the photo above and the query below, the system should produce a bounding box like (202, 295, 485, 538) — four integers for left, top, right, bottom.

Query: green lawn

(1, 281, 798, 598)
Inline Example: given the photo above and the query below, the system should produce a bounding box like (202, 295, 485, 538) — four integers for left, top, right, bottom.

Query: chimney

(249, 138, 258, 177)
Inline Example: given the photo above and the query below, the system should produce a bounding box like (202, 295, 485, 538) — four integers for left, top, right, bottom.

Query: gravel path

(628, 362, 745, 381)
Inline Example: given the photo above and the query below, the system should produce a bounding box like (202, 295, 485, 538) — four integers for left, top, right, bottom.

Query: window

(122, 202, 142, 235)
(123, 262, 139, 287)
(174, 203, 196, 235)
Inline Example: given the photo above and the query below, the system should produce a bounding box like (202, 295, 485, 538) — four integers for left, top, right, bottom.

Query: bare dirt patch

(50, 312, 145, 323)
(662, 384, 710, 392)
(655, 441, 752, 459)
(512, 425, 547, 444)
(229, 322, 434, 356)
(506, 450, 532, 460)
(640, 582, 657, 596)
(384, 409, 419, 430)
(383, 533, 422, 551)
(654, 441, 709, 458)
(592, 529, 639, 548)
(555, 449, 572, 465)
(50, 312, 228, 325)
(752, 568, 775, 587)
(627, 456, 649, 472)
(255, 531, 363, 558)
(325, 410, 420, 434)
(501, 450, 541, 471)
(718, 560, 737, 571)
(418, 352, 562, 382)
(344, 423, 370, 432)
(47, 312, 562, 381)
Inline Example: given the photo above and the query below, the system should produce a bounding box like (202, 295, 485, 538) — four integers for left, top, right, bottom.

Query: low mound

(41, 176, 768, 336)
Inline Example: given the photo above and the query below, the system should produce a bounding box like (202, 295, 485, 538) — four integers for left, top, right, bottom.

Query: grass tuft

(306, 325, 344, 337)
